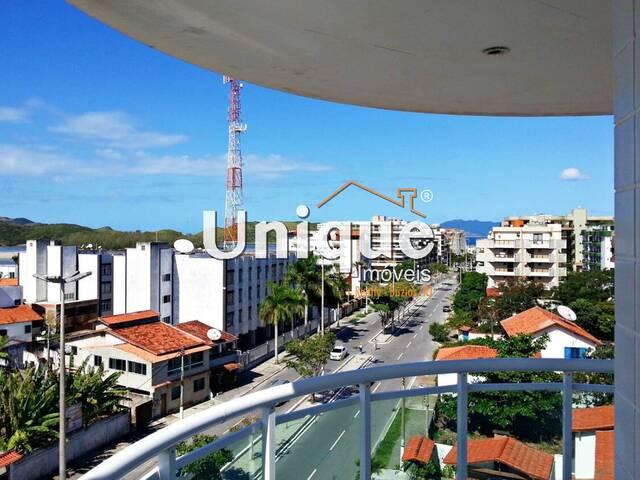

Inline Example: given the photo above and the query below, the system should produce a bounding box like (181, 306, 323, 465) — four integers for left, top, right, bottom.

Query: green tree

(491, 279, 544, 319)
(569, 299, 614, 341)
(428, 263, 448, 275)
(285, 255, 321, 329)
(574, 343, 614, 406)
(553, 270, 614, 305)
(0, 366, 59, 453)
(429, 323, 449, 343)
(259, 282, 303, 364)
(0, 335, 8, 361)
(285, 332, 337, 377)
(437, 334, 563, 442)
(176, 434, 233, 479)
(67, 359, 128, 426)
(452, 271, 487, 316)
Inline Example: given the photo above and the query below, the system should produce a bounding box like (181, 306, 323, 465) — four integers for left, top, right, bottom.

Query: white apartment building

(476, 221, 567, 289)
(0, 258, 17, 279)
(582, 224, 615, 271)
(18, 240, 114, 325)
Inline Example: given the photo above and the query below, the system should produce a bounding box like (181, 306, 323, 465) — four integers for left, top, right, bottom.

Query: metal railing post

(158, 447, 176, 480)
(359, 382, 372, 480)
(562, 373, 573, 480)
(456, 372, 468, 480)
(261, 406, 276, 480)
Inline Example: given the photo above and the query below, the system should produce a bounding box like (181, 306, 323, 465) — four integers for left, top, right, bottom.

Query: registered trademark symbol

(420, 189, 434, 203)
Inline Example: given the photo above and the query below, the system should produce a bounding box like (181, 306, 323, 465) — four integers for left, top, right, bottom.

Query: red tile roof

(486, 287, 501, 298)
(435, 345, 498, 361)
(100, 310, 158, 327)
(0, 305, 41, 325)
(595, 430, 614, 480)
(0, 278, 18, 286)
(176, 320, 237, 345)
(500, 306, 601, 345)
(572, 405, 614, 432)
(0, 450, 22, 468)
(402, 435, 435, 464)
(111, 321, 204, 356)
(443, 436, 554, 480)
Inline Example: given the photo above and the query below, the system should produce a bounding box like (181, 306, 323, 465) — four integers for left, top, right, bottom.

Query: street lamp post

(320, 260, 325, 335)
(33, 270, 92, 480)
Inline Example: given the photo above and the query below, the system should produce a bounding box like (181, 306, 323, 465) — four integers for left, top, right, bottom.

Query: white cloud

(0, 144, 331, 180)
(0, 144, 74, 175)
(0, 106, 30, 123)
(52, 111, 188, 149)
(560, 167, 589, 181)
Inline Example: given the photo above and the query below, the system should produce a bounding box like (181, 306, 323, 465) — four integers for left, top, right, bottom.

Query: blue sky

(1, 1, 613, 233)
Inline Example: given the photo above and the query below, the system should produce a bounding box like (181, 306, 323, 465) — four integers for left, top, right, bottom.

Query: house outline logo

(316, 180, 427, 218)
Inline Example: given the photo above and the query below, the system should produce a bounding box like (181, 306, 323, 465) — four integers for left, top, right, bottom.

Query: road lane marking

(413, 333, 417, 339)
(397, 352, 404, 360)
(329, 430, 346, 451)
(406, 341, 412, 348)
(307, 468, 317, 480)
(372, 382, 381, 392)
(354, 410, 360, 418)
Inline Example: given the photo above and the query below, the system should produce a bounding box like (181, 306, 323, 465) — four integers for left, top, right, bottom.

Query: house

(443, 435, 555, 480)
(0, 304, 42, 368)
(573, 405, 614, 480)
(500, 306, 601, 359)
(65, 310, 220, 418)
(434, 345, 498, 387)
(401, 435, 438, 469)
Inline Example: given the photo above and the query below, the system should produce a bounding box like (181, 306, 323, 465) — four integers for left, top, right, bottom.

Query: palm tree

(285, 255, 321, 331)
(286, 288, 307, 339)
(259, 282, 299, 364)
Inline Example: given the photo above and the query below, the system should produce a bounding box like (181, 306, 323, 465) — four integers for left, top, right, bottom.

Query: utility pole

(33, 270, 91, 480)
(400, 377, 406, 463)
(320, 260, 325, 335)
(179, 346, 185, 420)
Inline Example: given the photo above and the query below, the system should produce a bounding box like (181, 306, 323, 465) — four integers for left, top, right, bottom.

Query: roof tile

(402, 435, 435, 464)
(444, 436, 554, 480)
(100, 310, 158, 327)
(573, 405, 614, 432)
(0, 305, 41, 325)
(500, 306, 601, 345)
(111, 321, 204, 356)
(176, 320, 237, 345)
(595, 430, 614, 480)
(435, 345, 498, 361)
(0, 450, 22, 468)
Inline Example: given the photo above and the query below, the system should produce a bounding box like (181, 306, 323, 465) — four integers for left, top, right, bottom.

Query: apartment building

(476, 221, 567, 289)
(18, 240, 114, 327)
(582, 223, 615, 271)
(0, 258, 17, 279)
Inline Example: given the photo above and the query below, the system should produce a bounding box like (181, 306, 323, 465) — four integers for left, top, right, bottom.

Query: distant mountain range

(0, 216, 497, 248)
(441, 219, 499, 244)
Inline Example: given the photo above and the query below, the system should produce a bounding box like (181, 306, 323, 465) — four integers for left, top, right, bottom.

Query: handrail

(81, 358, 613, 480)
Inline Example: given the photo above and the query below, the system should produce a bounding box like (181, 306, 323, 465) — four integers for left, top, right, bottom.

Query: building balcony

(81, 358, 612, 480)
(523, 239, 563, 250)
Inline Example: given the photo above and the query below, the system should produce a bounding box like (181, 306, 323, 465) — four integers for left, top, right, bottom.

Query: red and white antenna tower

(223, 75, 247, 249)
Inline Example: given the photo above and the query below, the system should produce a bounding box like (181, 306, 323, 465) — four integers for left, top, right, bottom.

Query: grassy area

(372, 406, 403, 469)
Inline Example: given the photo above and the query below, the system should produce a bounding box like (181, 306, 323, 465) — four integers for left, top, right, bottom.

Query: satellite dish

(207, 328, 222, 341)
(557, 305, 577, 322)
(174, 238, 194, 254)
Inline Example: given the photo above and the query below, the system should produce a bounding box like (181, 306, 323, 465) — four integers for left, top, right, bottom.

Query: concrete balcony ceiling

(67, 0, 612, 116)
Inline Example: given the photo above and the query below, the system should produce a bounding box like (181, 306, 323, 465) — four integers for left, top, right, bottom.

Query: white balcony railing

(81, 358, 613, 480)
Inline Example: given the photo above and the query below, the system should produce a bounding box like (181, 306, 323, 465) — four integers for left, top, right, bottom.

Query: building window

(564, 347, 588, 359)
(168, 357, 181, 375)
(128, 361, 147, 375)
(225, 312, 234, 328)
(0, 329, 6, 337)
(14, 299, 21, 306)
(94, 355, 102, 367)
(141, 245, 146, 251)
(238, 309, 243, 323)
(162, 316, 171, 324)
(248, 286, 253, 300)
(171, 386, 181, 400)
(70, 346, 78, 355)
(162, 273, 171, 282)
(24, 325, 31, 334)
(100, 300, 111, 312)
(226, 291, 234, 305)
(193, 378, 205, 392)
(100, 263, 112, 276)
(101, 282, 112, 294)
(190, 352, 204, 368)
(64, 292, 75, 301)
(109, 358, 126, 371)
(226, 270, 234, 285)
(162, 295, 171, 304)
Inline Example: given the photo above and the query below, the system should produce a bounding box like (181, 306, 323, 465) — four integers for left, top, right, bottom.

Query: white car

(330, 345, 347, 361)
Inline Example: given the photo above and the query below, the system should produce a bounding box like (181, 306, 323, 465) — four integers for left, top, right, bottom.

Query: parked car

(442, 305, 451, 312)
(269, 378, 291, 406)
(330, 345, 348, 361)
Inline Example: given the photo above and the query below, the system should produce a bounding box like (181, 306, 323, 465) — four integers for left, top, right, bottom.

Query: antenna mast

(223, 75, 246, 249)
